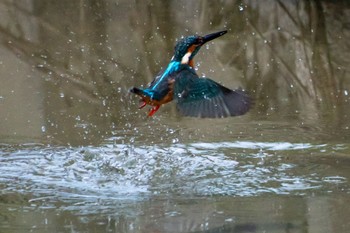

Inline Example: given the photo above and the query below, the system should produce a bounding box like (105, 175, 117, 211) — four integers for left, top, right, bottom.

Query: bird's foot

(148, 105, 160, 117)
(139, 101, 147, 109)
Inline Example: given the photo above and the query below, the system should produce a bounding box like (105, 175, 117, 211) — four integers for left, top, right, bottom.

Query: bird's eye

(196, 38, 203, 45)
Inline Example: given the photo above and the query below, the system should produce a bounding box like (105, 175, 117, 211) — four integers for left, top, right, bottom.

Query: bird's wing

(173, 68, 251, 118)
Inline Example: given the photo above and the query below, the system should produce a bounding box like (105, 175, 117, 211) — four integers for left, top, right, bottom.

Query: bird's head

(172, 30, 227, 67)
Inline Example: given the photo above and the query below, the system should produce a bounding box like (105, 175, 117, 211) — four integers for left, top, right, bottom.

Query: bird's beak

(201, 30, 227, 44)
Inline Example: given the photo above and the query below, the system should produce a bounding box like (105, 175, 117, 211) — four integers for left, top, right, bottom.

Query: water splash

(0, 141, 348, 214)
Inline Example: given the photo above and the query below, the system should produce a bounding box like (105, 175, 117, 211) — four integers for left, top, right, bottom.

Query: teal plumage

(130, 30, 251, 118)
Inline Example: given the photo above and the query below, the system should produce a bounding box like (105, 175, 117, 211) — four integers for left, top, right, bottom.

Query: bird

(130, 30, 251, 118)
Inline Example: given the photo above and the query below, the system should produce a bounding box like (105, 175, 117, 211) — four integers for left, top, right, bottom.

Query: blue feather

(140, 61, 181, 100)
(150, 61, 180, 90)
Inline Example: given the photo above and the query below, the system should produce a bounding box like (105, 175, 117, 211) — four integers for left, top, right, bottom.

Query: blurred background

(1, 0, 349, 145)
(1, 1, 350, 233)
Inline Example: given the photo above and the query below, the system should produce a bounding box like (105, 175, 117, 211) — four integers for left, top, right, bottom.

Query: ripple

(0, 141, 349, 212)
(190, 141, 326, 151)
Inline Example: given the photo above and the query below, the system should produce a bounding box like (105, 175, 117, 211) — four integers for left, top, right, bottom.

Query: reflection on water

(0, 0, 349, 145)
(1, 0, 350, 232)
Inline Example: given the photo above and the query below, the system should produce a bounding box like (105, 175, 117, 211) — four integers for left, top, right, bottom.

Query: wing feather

(173, 68, 251, 118)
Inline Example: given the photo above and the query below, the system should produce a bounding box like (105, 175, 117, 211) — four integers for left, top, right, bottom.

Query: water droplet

(41, 126, 46, 133)
(238, 5, 244, 11)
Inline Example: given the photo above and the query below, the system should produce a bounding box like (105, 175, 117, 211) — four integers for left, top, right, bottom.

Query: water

(1, 124, 350, 232)
(1, 0, 350, 232)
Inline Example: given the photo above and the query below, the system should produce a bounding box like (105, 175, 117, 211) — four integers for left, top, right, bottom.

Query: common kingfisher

(130, 30, 251, 118)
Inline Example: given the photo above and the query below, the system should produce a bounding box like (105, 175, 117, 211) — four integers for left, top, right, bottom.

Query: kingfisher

(130, 30, 251, 118)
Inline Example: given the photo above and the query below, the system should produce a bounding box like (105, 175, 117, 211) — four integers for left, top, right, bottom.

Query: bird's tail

(129, 87, 144, 96)
(130, 87, 156, 99)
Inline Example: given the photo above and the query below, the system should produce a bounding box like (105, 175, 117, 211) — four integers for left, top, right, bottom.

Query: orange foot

(139, 101, 147, 109)
(148, 105, 160, 117)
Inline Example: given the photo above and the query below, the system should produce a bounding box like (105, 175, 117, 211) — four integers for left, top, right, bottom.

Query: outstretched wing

(173, 68, 251, 118)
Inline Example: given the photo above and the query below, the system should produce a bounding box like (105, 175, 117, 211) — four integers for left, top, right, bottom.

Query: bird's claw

(139, 101, 147, 109)
(148, 105, 160, 117)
